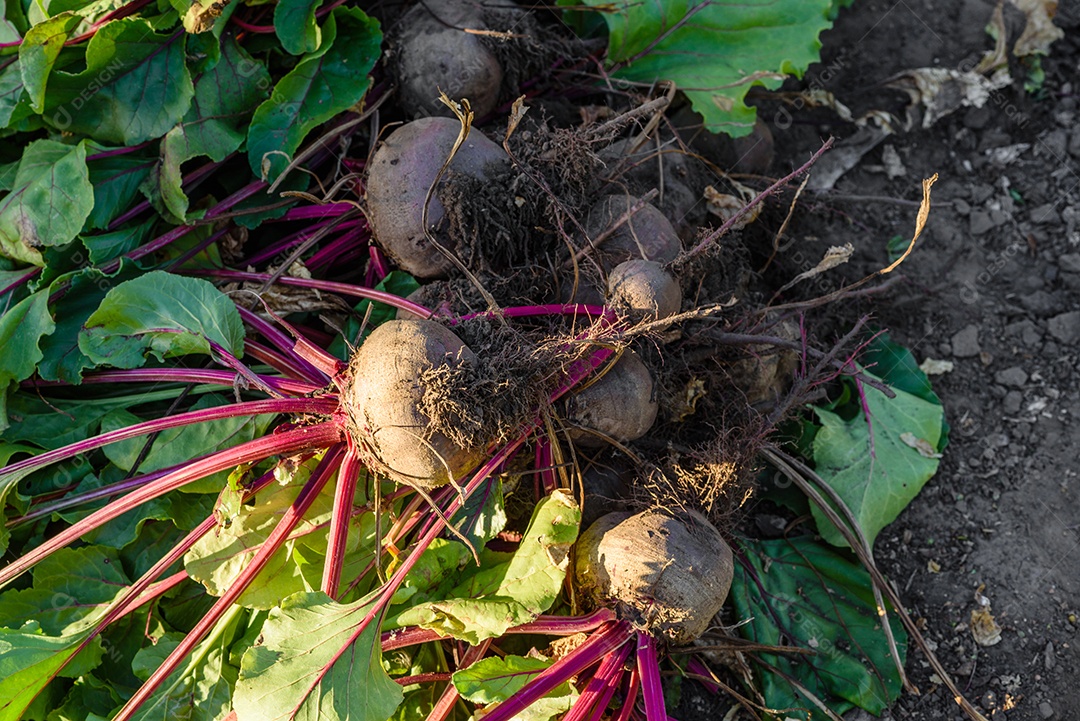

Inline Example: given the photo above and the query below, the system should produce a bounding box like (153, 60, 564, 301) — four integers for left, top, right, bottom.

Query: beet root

(575, 509, 734, 644)
(345, 319, 484, 490)
(565, 350, 658, 448)
(392, 0, 503, 119)
(584, 194, 682, 271)
(366, 117, 509, 278)
(607, 259, 682, 322)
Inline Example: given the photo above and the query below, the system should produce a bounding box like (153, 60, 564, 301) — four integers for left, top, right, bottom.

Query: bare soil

(680, 2, 1080, 719)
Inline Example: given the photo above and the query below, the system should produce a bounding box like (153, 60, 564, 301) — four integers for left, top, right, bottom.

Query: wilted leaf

(0, 139, 94, 266)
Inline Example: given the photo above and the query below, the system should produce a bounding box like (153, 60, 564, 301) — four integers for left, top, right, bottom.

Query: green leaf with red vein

(0, 138, 93, 266)
(233, 591, 403, 721)
(583, 0, 838, 136)
(18, 12, 80, 112)
(78, 271, 245, 369)
(44, 19, 193, 145)
(147, 37, 270, 222)
(246, 7, 381, 181)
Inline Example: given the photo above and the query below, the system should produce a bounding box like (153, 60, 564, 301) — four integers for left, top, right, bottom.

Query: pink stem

(613, 666, 641, 721)
(53, 516, 215, 684)
(0, 422, 341, 588)
(685, 657, 720, 695)
(382, 626, 443, 652)
(279, 203, 355, 221)
(0, 397, 335, 483)
(0, 268, 41, 298)
(188, 269, 434, 318)
(322, 442, 363, 598)
(479, 621, 634, 721)
(564, 640, 633, 721)
(505, 609, 617, 636)
(636, 632, 666, 721)
(230, 15, 275, 32)
(238, 307, 329, 382)
(23, 368, 319, 395)
(113, 444, 346, 721)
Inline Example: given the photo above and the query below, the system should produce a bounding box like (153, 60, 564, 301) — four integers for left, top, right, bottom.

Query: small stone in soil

(1039, 701, 1055, 719)
(970, 210, 995, 235)
(994, 367, 1028, 388)
(1059, 253, 1080, 274)
(1047, 311, 1080, 345)
(951, 325, 982, 357)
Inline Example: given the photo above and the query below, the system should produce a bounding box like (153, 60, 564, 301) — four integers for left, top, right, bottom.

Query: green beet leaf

(809, 370, 944, 549)
(582, 0, 837, 136)
(233, 592, 403, 721)
(0, 621, 107, 721)
(274, 0, 325, 55)
(18, 12, 81, 112)
(84, 150, 156, 231)
(452, 655, 578, 721)
(391, 490, 580, 643)
(38, 261, 142, 384)
(147, 37, 270, 222)
(0, 546, 130, 636)
(126, 607, 243, 721)
(0, 58, 33, 128)
(730, 537, 907, 719)
(78, 271, 245, 369)
(0, 138, 93, 266)
(247, 7, 381, 181)
(185, 452, 384, 609)
(44, 18, 193, 145)
(0, 289, 54, 431)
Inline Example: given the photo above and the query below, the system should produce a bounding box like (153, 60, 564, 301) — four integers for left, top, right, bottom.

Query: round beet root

(607, 259, 682, 321)
(393, 0, 503, 119)
(584, 194, 682, 271)
(575, 509, 734, 644)
(566, 350, 658, 447)
(345, 319, 484, 490)
(366, 118, 508, 278)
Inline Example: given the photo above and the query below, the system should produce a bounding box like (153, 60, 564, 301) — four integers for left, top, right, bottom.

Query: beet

(345, 319, 484, 490)
(566, 350, 658, 448)
(366, 117, 509, 278)
(584, 194, 682, 271)
(393, 0, 503, 119)
(607, 259, 682, 321)
(575, 509, 734, 644)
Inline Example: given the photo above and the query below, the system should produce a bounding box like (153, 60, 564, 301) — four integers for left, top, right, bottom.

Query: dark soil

(674, 2, 1079, 720)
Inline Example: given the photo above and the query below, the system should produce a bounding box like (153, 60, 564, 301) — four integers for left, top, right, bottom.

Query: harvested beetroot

(584, 194, 682, 271)
(392, 0, 503, 119)
(565, 350, 658, 447)
(575, 509, 734, 644)
(366, 117, 509, 278)
(345, 319, 484, 490)
(607, 259, 682, 321)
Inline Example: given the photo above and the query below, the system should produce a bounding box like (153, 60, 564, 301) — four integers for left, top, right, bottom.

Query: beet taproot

(584, 194, 682, 271)
(575, 509, 734, 644)
(345, 319, 484, 490)
(607, 259, 682, 322)
(366, 117, 509, 278)
(565, 350, 658, 448)
(392, 0, 504, 119)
